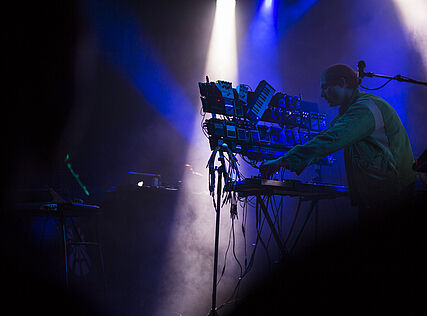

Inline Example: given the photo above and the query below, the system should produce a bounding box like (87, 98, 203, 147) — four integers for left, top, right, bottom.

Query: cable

(231, 218, 243, 277)
(267, 196, 281, 245)
(265, 196, 278, 249)
(272, 196, 284, 235)
(290, 200, 317, 253)
(200, 111, 209, 137)
(216, 222, 234, 286)
(265, 196, 287, 260)
(255, 196, 273, 271)
(284, 197, 302, 248)
(242, 199, 248, 268)
(360, 78, 393, 91)
(240, 154, 260, 170)
(216, 243, 260, 311)
(243, 84, 253, 92)
(216, 198, 261, 312)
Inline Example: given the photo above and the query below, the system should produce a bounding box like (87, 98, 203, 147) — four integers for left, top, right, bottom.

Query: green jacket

(282, 89, 416, 207)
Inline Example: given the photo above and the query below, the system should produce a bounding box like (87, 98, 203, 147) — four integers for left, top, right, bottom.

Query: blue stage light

(84, 0, 196, 142)
(277, 0, 319, 38)
(239, 0, 281, 89)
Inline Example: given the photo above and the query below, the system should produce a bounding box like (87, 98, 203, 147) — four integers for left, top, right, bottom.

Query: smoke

(151, 119, 250, 315)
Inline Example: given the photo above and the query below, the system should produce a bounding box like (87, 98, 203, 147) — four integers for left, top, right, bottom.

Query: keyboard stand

(242, 192, 346, 258)
(228, 178, 349, 257)
(57, 205, 107, 292)
(16, 202, 107, 292)
(288, 197, 319, 253)
(255, 195, 288, 256)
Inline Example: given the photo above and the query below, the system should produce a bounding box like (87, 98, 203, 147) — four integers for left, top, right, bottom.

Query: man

(250, 64, 421, 315)
(260, 64, 416, 221)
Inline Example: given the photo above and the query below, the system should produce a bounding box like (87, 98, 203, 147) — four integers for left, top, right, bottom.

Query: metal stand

(253, 195, 321, 257)
(255, 195, 287, 256)
(362, 71, 427, 86)
(289, 198, 319, 253)
(358, 60, 427, 87)
(58, 207, 107, 292)
(208, 152, 225, 316)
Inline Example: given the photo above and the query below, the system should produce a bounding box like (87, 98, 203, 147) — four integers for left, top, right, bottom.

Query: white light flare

(392, 0, 427, 70)
(153, 1, 241, 315)
(263, 0, 274, 11)
(205, 0, 238, 83)
(260, 0, 275, 26)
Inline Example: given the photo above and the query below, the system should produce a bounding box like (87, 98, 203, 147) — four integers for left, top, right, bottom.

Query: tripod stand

(208, 151, 225, 316)
(206, 144, 240, 316)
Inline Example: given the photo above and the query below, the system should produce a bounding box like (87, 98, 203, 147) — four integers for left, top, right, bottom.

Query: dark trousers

(355, 183, 426, 312)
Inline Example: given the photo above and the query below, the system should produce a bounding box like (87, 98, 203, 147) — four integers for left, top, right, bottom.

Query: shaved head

(322, 64, 359, 89)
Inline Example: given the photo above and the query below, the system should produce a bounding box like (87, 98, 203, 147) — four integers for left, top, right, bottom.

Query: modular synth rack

(199, 79, 332, 164)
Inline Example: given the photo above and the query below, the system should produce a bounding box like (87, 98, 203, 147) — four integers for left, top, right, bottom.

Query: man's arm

(260, 101, 376, 177)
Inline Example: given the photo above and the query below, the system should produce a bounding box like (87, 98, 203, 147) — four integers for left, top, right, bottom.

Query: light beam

(205, 0, 238, 83)
(392, 0, 427, 71)
(239, 0, 281, 88)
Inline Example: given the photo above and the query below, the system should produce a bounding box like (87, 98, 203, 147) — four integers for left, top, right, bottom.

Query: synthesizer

(204, 117, 334, 163)
(12, 188, 101, 216)
(226, 177, 349, 199)
(199, 78, 331, 163)
(246, 80, 276, 123)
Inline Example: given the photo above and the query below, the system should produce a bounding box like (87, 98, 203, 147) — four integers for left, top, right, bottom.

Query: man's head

(321, 64, 359, 107)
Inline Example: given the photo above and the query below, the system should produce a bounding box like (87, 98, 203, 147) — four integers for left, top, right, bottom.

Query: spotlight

(205, 0, 238, 82)
(392, 0, 427, 69)
(239, 0, 281, 88)
(263, 0, 274, 10)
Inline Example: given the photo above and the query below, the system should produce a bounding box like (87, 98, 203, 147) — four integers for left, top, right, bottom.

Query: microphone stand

(208, 149, 226, 316)
(364, 72, 427, 86)
(358, 60, 427, 87)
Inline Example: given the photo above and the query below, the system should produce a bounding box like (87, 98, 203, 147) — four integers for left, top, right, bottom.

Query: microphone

(357, 60, 366, 84)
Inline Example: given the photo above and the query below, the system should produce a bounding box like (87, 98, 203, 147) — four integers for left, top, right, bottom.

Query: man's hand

(259, 156, 286, 178)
